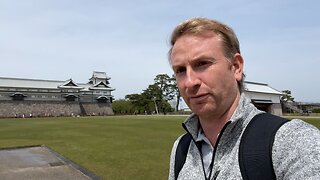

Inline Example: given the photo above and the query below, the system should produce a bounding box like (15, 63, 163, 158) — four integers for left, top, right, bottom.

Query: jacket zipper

(183, 121, 231, 180)
(208, 121, 231, 180)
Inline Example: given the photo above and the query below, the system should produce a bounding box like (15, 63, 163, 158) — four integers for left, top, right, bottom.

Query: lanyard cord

(196, 141, 213, 180)
(203, 121, 231, 180)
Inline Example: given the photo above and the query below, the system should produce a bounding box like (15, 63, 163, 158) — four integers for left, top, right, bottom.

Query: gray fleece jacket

(169, 95, 320, 180)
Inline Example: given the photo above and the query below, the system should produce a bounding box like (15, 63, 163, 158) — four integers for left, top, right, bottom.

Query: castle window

(10, 92, 27, 101)
(65, 94, 77, 101)
(96, 96, 108, 103)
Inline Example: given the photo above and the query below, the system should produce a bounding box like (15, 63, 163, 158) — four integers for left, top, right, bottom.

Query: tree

(124, 73, 178, 114)
(125, 93, 151, 114)
(169, 75, 182, 111)
(154, 74, 182, 111)
(154, 74, 174, 101)
(112, 99, 135, 114)
(143, 84, 163, 114)
(281, 90, 295, 103)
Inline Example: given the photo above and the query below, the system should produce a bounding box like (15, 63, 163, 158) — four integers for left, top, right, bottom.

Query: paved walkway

(0, 146, 100, 180)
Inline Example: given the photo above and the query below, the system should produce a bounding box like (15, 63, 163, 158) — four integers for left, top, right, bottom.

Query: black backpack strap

(239, 113, 289, 180)
(174, 133, 192, 180)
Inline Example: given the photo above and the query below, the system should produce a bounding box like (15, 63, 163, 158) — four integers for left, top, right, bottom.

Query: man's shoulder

(277, 118, 320, 138)
(273, 119, 319, 157)
(274, 118, 320, 148)
(272, 119, 320, 179)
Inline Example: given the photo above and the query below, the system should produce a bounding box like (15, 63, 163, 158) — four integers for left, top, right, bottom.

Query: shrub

(312, 108, 320, 113)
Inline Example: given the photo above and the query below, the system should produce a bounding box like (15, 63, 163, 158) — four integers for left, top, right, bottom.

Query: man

(168, 18, 320, 180)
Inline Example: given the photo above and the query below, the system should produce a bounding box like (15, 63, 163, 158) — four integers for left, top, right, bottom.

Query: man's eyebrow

(172, 64, 185, 70)
(190, 57, 216, 62)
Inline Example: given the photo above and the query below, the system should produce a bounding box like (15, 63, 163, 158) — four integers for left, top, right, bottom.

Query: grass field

(0, 115, 186, 179)
(0, 115, 319, 179)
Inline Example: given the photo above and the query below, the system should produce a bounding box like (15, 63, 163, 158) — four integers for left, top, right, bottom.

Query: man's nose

(185, 68, 201, 88)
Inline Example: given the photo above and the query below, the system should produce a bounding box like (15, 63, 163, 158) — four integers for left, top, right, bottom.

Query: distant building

(0, 71, 115, 118)
(244, 81, 283, 116)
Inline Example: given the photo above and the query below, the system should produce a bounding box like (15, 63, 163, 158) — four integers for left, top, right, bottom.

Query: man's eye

(174, 67, 186, 74)
(195, 61, 210, 68)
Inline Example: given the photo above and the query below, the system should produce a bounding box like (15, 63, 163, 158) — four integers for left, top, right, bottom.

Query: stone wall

(270, 103, 283, 116)
(0, 101, 113, 118)
(80, 102, 114, 116)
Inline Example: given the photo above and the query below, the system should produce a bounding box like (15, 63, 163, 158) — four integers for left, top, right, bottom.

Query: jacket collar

(182, 94, 258, 140)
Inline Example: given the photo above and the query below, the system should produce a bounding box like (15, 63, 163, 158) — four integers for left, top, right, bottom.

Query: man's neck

(199, 112, 231, 146)
(199, 94, 241, 146)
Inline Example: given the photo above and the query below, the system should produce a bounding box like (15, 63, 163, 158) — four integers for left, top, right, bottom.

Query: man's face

(170, 32, 243, 118)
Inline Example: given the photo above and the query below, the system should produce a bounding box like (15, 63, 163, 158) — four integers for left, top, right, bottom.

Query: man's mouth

(190, 93, 210, 101)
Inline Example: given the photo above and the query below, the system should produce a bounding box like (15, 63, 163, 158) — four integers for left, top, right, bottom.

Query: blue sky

(1, 0, 319, 102)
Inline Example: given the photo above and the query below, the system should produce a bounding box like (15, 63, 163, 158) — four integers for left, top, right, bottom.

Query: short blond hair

(170, 17, 240, 59)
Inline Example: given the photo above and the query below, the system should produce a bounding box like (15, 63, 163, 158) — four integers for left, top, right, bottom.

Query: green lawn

(291, 118, 320, 128)
(0, 115, 186, 180)
(0, 115, 318, 179)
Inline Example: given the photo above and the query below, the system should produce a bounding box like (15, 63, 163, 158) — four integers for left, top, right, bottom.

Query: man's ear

(233, 53, 244, 81)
